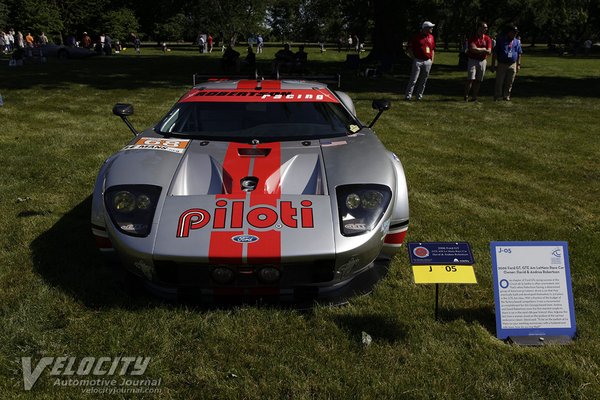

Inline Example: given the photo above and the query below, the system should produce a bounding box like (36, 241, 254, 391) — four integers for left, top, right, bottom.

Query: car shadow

(30, 196, 160, 309)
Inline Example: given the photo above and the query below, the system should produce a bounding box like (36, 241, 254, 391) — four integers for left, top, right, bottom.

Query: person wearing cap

(464, 22, 493, 101)
(404, 21, 436, 101)
(490, 25, 523, 101)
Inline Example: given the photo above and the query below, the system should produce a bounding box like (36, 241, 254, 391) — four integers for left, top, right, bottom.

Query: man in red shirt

(464, 22, 493, 101)
(404, 21, 436, 101)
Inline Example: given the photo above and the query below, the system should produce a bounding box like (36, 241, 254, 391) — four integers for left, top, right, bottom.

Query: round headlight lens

(137, 194, 152, 210)
(113, 191, 136, 213)
(211, 267, 235, 284)
(361, 190, 384, 209)
(346, 193, 361, 210)
(256, 267, 281, 283)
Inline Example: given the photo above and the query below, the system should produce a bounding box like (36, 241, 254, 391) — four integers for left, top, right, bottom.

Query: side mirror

(113, 103, 134, 117)
(372, 99, 391, 111)
(112, 103, 138, 135)
(368, 99, 391, 128)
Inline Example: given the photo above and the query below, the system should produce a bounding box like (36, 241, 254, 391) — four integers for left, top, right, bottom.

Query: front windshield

(156, 101, 360, 141)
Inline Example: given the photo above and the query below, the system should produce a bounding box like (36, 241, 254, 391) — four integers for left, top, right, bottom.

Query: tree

(12, 0, 64, 42)
(56, 0, 109, 36)
(188, 0, 273, 45)
(101, 8, 140, 42)
(369, 0, 410, 64)
(0, 0, 9, 29)
(154, 13, 192, 42)
(268, 0, 300, 42)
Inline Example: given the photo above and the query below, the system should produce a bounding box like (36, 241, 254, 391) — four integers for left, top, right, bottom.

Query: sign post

(408, 242, 477, 320)
(491, 241, 576, 345)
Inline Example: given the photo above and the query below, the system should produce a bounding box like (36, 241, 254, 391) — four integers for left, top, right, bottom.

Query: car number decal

(122, 138, 190, 154)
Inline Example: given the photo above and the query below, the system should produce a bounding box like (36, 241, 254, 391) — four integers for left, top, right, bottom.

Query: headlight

(336, 184, 391, 236)
(345, 193, 361, 210)
(104, 185, 161, 237)
(113, 191, 136, 212)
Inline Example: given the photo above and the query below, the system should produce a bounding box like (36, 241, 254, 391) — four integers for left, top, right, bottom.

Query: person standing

(490, 25, 522, 101)
(8, 29, 14, 51)
(25, 32, 34, 47)
(208, 34, 214, 53)
(16, 31, 24, 49)
(404, 21, 436, 101)
(583, 38, 592, 56)
(256, 34, 263, 54)
(464, 22, 493, 101)
(198, 35, 205, 53)
(39, 32, 48, 45)
(82, 32, 91, 48)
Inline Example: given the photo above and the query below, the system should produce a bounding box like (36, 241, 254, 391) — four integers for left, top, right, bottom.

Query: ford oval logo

(231, 234, 259, 243)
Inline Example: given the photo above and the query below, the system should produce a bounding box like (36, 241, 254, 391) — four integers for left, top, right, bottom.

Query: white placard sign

(491, 241, 576, 340)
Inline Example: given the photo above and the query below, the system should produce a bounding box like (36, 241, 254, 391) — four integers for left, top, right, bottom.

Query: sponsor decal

(321, 140, 347, 147)
(413, 246, 429, 258)
(232, 234, 259, 243)
(122, 138, 189, 154)
(185, 89, 337, 103)
(177, 199, 314, 238)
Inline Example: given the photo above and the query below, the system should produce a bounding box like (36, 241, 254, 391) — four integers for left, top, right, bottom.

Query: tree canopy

(2, 0, 598, 50)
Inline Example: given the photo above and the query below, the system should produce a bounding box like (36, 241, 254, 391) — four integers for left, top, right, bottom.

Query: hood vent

(238, 148, 271, 157)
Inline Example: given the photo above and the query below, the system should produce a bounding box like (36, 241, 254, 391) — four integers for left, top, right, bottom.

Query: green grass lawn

(1, 45, 599, 399)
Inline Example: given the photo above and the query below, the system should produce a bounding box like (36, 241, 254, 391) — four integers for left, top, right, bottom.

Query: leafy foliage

(11, 0, 64, 42)
(2, 0, 599, 53)
(154, 13, 192, 42)
(101, 8, 140, 42)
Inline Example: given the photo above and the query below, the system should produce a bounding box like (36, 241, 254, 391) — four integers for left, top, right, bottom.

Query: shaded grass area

(1, 46, 599, 398)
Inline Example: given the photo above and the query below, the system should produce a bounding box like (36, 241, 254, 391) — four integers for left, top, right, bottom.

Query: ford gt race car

(91, 78, 409, 304)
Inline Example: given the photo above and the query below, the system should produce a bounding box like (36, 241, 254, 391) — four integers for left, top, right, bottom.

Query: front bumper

(142, 258, 391, 307)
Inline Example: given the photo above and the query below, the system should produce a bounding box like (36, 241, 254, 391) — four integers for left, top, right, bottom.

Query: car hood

(103, 132, 394, 262)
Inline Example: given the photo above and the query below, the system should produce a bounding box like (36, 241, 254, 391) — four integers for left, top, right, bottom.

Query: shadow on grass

(437, 306, 497, 334)
(30, 196, 158, 309)
(332, 313, 408, 344)
(4, 51, 598, 100)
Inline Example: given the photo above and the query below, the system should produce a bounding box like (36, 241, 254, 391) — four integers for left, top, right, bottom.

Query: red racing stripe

(260, 81, 282, 90)
(221, 143, 252, 195)
(248, 143, 282, 263)
(209, 142, 252, 264)
(209, 230, 244, 263)
(236, 80, 258, 90)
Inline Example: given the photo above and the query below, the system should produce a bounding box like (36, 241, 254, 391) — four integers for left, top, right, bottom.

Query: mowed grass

(0, 44, 599, 399)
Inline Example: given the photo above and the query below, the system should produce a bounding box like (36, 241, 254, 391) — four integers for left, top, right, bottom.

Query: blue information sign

(408, 242, 474, 265)
(491, 241, 576, 341)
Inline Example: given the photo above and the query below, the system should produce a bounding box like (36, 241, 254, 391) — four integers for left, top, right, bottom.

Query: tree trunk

(367, 0, 410, 68)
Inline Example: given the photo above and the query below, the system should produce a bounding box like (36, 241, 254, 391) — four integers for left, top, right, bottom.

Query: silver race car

(91, 78, 409, 303)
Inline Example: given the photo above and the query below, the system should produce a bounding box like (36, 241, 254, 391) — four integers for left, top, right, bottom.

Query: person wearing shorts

(464, 22, 492, 102)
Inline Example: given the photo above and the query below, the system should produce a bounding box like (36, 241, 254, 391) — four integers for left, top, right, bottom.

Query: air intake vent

(238, 148, 271, 157)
